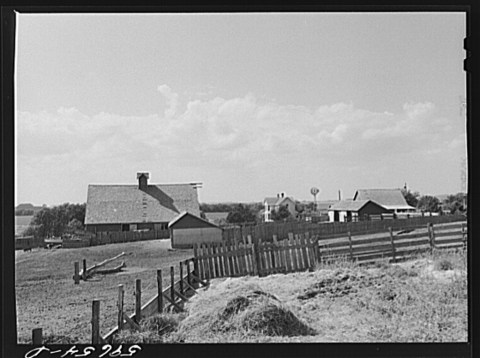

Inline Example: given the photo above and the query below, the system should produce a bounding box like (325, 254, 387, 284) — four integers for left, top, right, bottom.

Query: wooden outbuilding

(169, 211, 223, 249)
(328, 200, 388, 222)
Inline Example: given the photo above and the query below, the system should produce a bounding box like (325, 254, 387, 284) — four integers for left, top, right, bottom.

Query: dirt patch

(114, 266, 149, 276)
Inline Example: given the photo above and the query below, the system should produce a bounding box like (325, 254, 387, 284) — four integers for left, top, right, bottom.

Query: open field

(15, 215, 34, 236)
(15, 239, 193, 343)
(16, 230, 467, 344)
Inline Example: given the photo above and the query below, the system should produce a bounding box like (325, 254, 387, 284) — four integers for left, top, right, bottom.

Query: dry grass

(162, 248, 467, 343)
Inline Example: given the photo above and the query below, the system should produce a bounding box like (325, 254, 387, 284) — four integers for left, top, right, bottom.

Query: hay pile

(112, 313, 183, 344)
(170, 279, 315, 342)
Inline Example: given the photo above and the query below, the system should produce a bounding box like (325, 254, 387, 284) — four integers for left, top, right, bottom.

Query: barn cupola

(137, 172, 150, 190)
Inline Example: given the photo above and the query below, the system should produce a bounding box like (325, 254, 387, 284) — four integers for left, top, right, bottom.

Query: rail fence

(31, 221, 467, 345)
(318, 221, 467, 264)
(33, 257, 207, 345)
(222, 214, 465, 243)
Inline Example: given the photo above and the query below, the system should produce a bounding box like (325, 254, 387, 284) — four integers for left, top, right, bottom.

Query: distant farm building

(328, 200, 388, 222)
(84, 172, 201, 233)
(263, 192, 297, 222)
(353, 189, 416, 214)
(328, 188, 416, 222)
(204, 212, 229, 226)
(169, 211, 223, 249)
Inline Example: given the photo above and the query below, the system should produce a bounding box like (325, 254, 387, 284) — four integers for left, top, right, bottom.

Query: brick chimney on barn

(137, 172, 150, 190)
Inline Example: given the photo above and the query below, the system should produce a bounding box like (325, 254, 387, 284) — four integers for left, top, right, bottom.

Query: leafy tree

(26, 203, 86, 238)
(226, 204, 256, 224)
(417, 195, 441, 213)
(401, 188, 420, 207)
(271, 205, 293, 222)
(442, 193, 467, 214)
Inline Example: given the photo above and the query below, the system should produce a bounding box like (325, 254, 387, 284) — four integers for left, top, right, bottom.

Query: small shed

(328, 200, 388, 222)
(169, 211, 223, 249)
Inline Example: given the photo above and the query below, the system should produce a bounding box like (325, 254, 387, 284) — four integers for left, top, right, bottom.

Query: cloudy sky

(15, 12, 467, 206)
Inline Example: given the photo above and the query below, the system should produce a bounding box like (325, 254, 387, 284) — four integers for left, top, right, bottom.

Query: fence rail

(222, 214, 465, 244)
(318, 222, 467, 264)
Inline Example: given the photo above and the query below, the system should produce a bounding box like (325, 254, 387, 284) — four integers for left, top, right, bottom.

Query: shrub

(435, 259, 454, 271)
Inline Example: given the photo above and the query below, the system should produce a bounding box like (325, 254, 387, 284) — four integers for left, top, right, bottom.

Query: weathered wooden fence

(318, 221, 467, 264)
(193, 234, 319, 279)
(15, 236, 45, 250)
(62, 229, 170, 249)
(222, 214, 465, 244)
(100, 258, 206, 343)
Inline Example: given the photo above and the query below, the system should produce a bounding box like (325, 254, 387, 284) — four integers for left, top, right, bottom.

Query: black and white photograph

(3, 6, 475, 357)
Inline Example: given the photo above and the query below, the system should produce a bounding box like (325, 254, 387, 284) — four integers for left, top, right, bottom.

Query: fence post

(193, 244, 200, 281)
(91, 300, 100, 344)
(428, 223, 436, 251)
(74, 262, 80, 284)
(82, 259, 87, 281)
(186, 260, 191, 287)
(32, 328, 42, 345)
(170, 266, 175, 308)
(179, 262, 184, 295)
(389, 227, 396, 263)
(252, 235, 260, 276)
(135, 279, 141, 323)
(157, 269, 163, 313)
(462, 223, 467, 249)
(117, 285, 124, 331)
(347, 231, 353, 261)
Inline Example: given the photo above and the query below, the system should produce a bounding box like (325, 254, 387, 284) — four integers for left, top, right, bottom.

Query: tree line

(21, 191, 466, 238)
(401, 189, 466, 214)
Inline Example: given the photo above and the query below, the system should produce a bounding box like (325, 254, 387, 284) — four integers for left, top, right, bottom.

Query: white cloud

(16, 88, 466, 204)
(157, 84, 179, 118)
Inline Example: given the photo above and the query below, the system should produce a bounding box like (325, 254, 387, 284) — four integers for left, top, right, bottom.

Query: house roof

(353, 189, 415, 210)
(85, 184, 200, 225)
(168, 211, 219, 228)
(264, 196, 294, 206)
(329, 200, 373, 211)
(204, 212, 229, 222)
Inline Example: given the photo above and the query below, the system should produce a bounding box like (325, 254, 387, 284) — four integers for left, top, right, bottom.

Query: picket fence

(194, 234, 320, 279)
(221, 214, 465, 244)
(195, 221, 467, 280)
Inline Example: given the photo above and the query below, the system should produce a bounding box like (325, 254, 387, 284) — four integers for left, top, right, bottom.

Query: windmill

(310, 187, 320, 212)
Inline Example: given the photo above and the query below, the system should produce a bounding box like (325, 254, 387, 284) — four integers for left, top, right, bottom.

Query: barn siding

(86, 224, 122, 233)
(171, 227, 223, 249)
(358, 202, 389, 217)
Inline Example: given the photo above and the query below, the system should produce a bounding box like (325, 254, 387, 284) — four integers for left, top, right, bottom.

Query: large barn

(84, 172, 201, 233)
